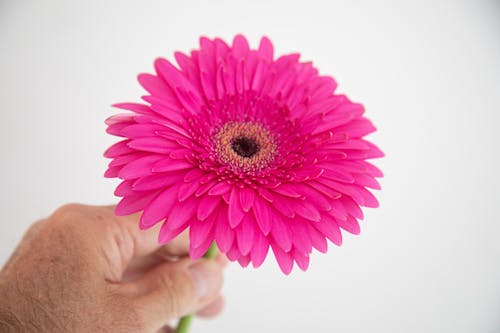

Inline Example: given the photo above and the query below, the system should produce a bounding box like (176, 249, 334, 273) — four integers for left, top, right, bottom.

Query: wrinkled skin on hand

(0, 204, 226, 333)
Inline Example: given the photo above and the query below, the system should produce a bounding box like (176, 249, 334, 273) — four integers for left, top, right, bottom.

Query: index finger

(101, 205, 190, 258)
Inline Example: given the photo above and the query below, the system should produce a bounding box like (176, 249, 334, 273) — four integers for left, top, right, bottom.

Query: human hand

(0, 204, 225, 332)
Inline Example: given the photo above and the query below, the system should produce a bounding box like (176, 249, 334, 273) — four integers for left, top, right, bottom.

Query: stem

(175, 243, 218, 333)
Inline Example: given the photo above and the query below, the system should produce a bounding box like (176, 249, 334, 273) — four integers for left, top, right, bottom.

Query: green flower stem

(175, 243, 218, 333)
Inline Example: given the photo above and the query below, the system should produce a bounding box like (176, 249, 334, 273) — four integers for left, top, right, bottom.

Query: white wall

(1, 0, 499, 332)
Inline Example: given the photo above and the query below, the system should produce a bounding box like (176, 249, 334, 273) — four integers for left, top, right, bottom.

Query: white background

(1, 1, 499, 332)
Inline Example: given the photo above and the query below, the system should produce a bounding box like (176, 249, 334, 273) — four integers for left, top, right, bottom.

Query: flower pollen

(214, 121, 277, 174)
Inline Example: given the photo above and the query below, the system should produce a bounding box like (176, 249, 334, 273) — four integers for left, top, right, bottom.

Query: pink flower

(105, 35, 383, 274)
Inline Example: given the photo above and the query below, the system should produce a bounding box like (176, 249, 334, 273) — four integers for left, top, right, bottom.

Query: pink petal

(190, 214, 215, 249)
(270, 212, 292, 252)
(321, 169, 355, 183)
(120, 124, 164, 139)
(158, 222, 188, 244)
(292, 250, 310, 271)
(236, 214, 255, 256)
(329, 199, 348, 221)
(112, 102, 155, 116)
(296, 183, 332, 211)
(114, 180, 135, 197)
(152, 159, 193, 173)
(228, 187, 245, 228)
(294, 200, 321, 222)
(128, 137, 179, 154)
(115, 190, 160, 216)
(140, 187, 178, 229)
(208, 181, 231, 195)
(290, 220, 313, 254)
(190, 235, 215, 260)
(340, 196, 364, 220)
(214, 207, 235, 252)
(104, 140, 134, 158)
(258, 187, 274, 202)
(252, 196, 272, 235)
(104, 165, 121, 178)
(307, 223, 328, 253)
(237, 255, 251, 267)
(250, 232, 269, 268)
(177, 180, 200, 202)
(232, 34, 250, 60)
(175, 52, 202, 93)
(226, 242, 241, 261)
(197, 194, 221, 220)
(184, 168, 205, 182)
(165, 197, 198, 230)
(258, 36, 274, 62)
(353, 173, 381, 190)
(307, 180, 342, 199)
(138, 73, 175, 102)
(271, 183, 303, 198)
(118, 155, 164, 179)
(315, 214, 343, 246)
(271, 244, 294, 275)
(271, 195, 295, 218)
(356, 186, 380, 208)
(132, 172, 183, 191)
(337, 215, 361, 235)
(239, 187, 255, 212)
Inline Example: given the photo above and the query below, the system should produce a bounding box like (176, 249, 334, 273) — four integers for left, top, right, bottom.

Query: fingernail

(188, 261, 221, 300)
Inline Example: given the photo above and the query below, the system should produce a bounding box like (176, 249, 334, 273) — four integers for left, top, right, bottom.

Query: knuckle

(157, 270, 193, 319)
(24, 219, 45, 236)
(50, 203, 87, 223)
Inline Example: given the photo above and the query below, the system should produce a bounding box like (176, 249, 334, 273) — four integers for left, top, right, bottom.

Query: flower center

(214, 121, 277, 173)
(231, 136, 259, 158)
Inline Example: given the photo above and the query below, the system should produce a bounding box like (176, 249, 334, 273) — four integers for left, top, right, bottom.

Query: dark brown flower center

(231, 136, 259, 158)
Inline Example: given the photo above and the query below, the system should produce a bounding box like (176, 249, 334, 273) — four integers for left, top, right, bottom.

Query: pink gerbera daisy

(104, 35, 383, 274)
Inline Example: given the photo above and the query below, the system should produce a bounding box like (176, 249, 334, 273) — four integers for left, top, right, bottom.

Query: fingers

(155, 326, 174, 333)
(101, 205, 190, 258)
(196, 295, 224, 318)
(124, 258, 223, 331)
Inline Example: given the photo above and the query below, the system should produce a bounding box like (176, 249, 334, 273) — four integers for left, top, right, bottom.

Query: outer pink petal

(258, 36, 274, 62)
(197, 194, 221, 220)
(190, 234, 215, 260)
(337, 215, 361, 235)
(271, 244, 294, 275)
(307, 223, 328, 253)
(214, 207, 235, 252)
(250, 232, 269, 268)
(236, 214, 256, 256)
(239, 187, 255, 212)
(158, 222, 188, 244)
(237, 255, 251, 267)
(269, 212, 292, 252)
(252, 196, 272, 235)
(178, 180, 201, 202)
(228, 187, 245, 228)
(316, 214, 343, 246)
(115, 190, 161, 216)
(189, 215, 215, 249)
(166, 197, 198, 230)
(118, 155, 164, 179)
(292, 249, 310, 271)
(140, 187, 178, 229)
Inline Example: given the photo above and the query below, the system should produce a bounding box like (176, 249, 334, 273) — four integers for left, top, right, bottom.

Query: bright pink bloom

(105, 35, 383, 274)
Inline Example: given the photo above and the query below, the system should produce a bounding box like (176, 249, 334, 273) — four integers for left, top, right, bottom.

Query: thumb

(127, 258, 223, 330)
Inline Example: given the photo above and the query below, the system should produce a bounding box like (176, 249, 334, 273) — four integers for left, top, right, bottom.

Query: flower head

(105, 35, 383, 274)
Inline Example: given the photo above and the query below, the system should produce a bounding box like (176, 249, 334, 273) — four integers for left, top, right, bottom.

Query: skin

(0, 204, 226, 333)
